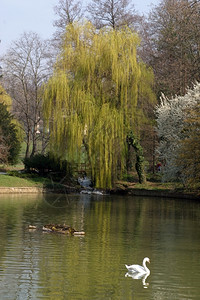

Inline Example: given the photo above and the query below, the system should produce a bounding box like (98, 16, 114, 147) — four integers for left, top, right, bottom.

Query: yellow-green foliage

(0, 85, 12, 109)
(0, 85, 24, 143)
(11, 119, 24, 143)
(43, 22, 154, 188)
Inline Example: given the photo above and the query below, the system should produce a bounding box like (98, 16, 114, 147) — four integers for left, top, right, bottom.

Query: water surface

(0, 193, 199, 299)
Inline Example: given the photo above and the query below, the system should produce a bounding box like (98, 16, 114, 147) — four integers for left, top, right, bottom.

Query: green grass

(0, 173, 74, 190)
(0, 174, 48, 187)
(116, 180, 176, 191)
(133, 182, 175, 190)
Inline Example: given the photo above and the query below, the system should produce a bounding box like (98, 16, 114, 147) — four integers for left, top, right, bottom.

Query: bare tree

(144, 0, 200, 96)
(2, 32, 51, 158)
(86, 0, 140, 30)
(53, 0, 84, 39)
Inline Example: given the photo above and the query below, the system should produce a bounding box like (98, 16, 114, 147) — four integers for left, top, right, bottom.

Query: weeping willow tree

(43, 22, 154, 188)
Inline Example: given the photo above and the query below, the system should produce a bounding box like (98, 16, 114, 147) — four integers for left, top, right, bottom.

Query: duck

(125, 257, 150, 275)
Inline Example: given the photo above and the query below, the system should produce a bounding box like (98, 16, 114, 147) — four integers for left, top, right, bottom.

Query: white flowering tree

(155, 82, 200, 182)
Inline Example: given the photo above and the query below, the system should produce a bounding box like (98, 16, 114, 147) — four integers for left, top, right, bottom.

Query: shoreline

(0, 186, 199, 200)
(0, 186, 79, 194)
(111, 187, 200, 200)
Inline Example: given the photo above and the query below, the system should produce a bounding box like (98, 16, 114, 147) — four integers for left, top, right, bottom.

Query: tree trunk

(31, 123, 37, 157)
(25, 131, 31, 159)
(127, 131, 146, 184)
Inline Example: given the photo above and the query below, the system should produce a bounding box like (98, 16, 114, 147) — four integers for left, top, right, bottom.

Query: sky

(0, 0, 160, 54)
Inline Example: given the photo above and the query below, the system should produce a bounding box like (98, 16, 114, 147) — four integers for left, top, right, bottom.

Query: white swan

(125, 257, 150, 275)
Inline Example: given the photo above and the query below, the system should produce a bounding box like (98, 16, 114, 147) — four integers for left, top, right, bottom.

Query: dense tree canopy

(0, 103, 21, 164)
(44, 22, 154, 188)
(3, 0, 199, 190)
(0, 86, 12, 163)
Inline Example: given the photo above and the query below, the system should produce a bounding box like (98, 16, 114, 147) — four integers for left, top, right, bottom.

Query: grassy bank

(0, 168, 199, 199)
(0, 169, 173, 190)
(0, 174, 47, 187)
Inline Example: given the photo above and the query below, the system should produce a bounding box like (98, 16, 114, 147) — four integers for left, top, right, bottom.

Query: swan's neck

(143, 260, 150, 273)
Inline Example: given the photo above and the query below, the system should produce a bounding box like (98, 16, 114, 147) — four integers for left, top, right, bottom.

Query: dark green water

(0, 193, 199, 299)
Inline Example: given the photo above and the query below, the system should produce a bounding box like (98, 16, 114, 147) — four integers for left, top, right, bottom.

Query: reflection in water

(43, 193, 72, 208)
(125, 271, 150, 288)
(0, 194, 200, 299)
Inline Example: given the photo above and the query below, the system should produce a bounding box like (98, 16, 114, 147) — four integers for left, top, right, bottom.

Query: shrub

(23, 153, 72, 177)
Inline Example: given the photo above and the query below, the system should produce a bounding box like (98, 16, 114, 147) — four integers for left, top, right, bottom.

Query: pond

(0, 193, 199, 299)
